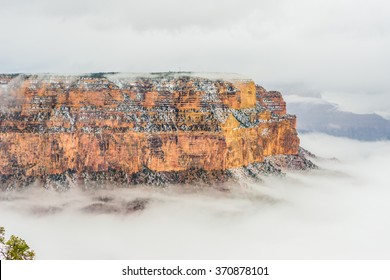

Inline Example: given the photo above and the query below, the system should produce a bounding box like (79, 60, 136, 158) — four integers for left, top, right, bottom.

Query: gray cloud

(1, 0, 390, 260)
(0, 0, 389, 112)
(1, 134, 390, 259)
(1, 0, 261, 31)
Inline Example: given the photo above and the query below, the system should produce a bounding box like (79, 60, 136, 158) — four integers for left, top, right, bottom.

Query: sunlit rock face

(0, 72, 306, 189)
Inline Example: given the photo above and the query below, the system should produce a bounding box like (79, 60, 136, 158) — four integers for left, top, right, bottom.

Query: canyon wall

(0, 73, 300, 187)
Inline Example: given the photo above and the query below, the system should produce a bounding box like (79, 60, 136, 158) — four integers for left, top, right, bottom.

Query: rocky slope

(0, 72, 314, 189)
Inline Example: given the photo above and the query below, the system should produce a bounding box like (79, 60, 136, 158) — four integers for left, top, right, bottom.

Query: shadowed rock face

(0, 72, 305, 189)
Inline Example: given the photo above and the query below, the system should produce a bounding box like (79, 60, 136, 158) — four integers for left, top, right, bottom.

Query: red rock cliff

(0, 73, 300, 187)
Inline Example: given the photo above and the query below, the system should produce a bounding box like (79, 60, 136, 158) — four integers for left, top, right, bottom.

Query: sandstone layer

(0, 72, 309, 189)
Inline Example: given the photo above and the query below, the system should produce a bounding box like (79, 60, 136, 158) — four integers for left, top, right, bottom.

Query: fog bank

(1, 133, 390, 259)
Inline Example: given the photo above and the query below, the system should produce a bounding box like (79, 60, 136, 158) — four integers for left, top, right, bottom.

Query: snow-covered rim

(106, 72, 251, 83)
(0, 72, 252, 83)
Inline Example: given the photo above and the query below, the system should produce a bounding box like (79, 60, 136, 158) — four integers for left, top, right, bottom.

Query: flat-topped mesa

(0, 72, 302, 188)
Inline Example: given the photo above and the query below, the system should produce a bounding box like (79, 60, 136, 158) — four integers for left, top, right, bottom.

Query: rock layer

(0, 72, 304, 189)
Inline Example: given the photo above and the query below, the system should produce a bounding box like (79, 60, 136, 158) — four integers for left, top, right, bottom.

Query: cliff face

(0, 73, 304, 189)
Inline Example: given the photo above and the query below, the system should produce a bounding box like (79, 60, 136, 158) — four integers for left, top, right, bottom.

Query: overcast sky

(1, 0, 389, 113)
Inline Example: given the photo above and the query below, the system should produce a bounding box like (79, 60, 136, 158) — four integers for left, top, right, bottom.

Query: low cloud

(1, 133, 389, 259)
(0, 75, 25, 113)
